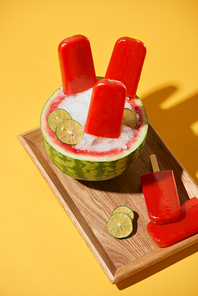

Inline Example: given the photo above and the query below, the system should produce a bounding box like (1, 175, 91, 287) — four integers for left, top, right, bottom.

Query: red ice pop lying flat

(140, 155, 181, 224)
(105, 37, 146, 98)
(147, 197, 198, 248)
(58, 35, 97, 95)
(84, 79, 126, 138)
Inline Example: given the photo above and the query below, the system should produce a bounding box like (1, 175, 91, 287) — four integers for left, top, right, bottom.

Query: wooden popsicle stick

(150, 154, 160, 172)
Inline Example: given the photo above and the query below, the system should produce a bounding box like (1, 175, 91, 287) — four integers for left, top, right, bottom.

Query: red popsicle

(147, 197, 198, 248)
(140, 155, 181, 224)
(105, 37, 146, 98)
(58, 35, 97, 95)
(84, 79, 126, 138)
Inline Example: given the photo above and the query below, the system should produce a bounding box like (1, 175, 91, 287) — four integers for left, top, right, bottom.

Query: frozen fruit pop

(58, 35, 97, 95)
(147, 197, 198, 248)
(140, 154, 181, 224)
(84, 79, 126, 138)
(105, 37, 146, 98)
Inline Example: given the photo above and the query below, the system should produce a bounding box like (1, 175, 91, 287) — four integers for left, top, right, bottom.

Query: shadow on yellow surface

(115, 86, 198, 289)
(142, 85, 198, 184)
(116, 241, 198, 290)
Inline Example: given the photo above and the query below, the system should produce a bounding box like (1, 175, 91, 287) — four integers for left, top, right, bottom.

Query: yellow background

(1, 0, 198, 295)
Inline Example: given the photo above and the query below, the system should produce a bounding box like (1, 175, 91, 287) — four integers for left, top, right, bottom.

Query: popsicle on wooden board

(140, 154, 181, 224)
(58, 35, 97, 95)
(84, 79, 126, 138)
(147, 197, 198, 248)
(105, 37, 146, 98)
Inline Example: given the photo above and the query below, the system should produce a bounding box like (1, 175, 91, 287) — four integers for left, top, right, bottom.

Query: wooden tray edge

(113, 234, 198, 283)
(17, 126, 198, 284)
(147, 123, 198, 190)
(18, 129, 116, 284)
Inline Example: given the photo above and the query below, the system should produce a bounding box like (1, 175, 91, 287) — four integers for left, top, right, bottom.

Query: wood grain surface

(18, 123, 198, 283)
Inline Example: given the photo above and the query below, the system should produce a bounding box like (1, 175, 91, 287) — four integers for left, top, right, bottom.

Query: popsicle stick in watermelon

(140, 154, 181, 224)
(105, 37, 146, 98)
(58, 35, 97, 95)
(84, 79, 126, 138)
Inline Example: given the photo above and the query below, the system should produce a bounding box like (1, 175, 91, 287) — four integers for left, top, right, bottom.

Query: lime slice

(56, 119, 84, 145)
(48, 108, 71, 131)
(112, 205, 134, 221)
(122, 108, 137, 129)
(107, 213, 133, 239)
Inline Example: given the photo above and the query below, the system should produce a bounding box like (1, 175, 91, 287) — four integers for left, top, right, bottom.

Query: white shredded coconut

(58, 88, 138, 152)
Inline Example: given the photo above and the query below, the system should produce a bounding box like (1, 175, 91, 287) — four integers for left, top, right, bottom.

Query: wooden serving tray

(18, 123, 198, 284)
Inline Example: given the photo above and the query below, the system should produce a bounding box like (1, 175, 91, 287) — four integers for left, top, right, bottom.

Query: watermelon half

(40, 86, 148, 181)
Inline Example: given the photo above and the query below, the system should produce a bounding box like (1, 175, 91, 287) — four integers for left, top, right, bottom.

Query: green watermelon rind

(40, 87, 148, 181)
(41, 132, 146, 181)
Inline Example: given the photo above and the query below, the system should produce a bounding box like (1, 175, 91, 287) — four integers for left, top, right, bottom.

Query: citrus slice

(56, 119, 84, 145)
(107, 213, 133, 239)
(112, 205, 134, 221)
(48, 108, 71, 131)
(122, 108, 137, 129)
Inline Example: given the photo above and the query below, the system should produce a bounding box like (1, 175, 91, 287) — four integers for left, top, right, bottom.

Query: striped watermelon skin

(42, 132, 146, 181)
(40, 86, 148, 181)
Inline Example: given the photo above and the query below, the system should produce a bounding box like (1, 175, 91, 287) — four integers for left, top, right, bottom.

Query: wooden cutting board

(18, 123, 198, 284)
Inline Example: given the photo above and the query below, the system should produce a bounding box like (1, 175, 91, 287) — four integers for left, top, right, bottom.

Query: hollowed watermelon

(40, 86, 148, 181)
